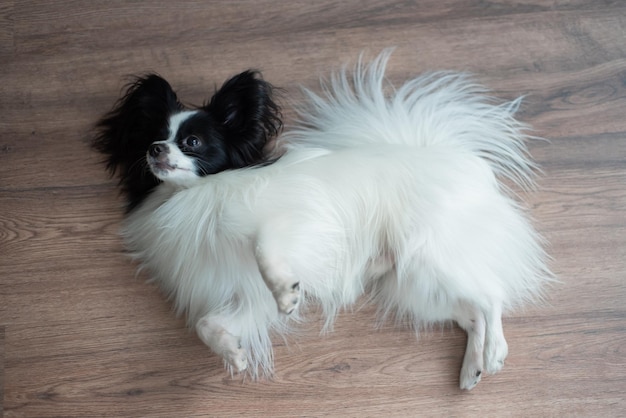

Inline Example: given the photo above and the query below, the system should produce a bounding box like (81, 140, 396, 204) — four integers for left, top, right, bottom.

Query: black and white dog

(94, 52, 551, 390)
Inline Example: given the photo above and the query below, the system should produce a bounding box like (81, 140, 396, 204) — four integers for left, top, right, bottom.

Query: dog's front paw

(223, 343, 248, 373)
(273, 282, 301, 315)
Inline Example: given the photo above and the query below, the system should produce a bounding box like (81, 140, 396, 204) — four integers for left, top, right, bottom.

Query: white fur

(122, 52, 551, 389)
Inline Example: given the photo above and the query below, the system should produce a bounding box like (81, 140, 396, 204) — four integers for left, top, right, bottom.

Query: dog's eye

(184, 136, 201, 148)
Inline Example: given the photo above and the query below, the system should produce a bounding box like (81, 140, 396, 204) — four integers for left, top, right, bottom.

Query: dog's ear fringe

(205, 70, 283, 166)
(92, 74, 181, 211)
(93, 74, 182, 173)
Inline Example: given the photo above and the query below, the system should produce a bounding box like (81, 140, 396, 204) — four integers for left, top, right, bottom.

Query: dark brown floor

(1, 1, 625, 416)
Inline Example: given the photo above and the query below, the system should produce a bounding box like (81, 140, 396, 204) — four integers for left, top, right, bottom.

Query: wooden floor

(1, 1, 625, 416)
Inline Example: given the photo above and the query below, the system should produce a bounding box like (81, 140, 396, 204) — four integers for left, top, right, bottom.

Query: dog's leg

(483, 302, 508, 374)
(453, 301, 486, 390)
(195, 315, 248, 373)
(255, 242, 301, 315)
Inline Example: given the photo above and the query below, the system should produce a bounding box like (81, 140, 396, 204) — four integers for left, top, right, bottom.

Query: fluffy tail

(283, 50, 538, 191)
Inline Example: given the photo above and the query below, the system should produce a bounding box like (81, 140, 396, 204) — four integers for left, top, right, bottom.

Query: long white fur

(122, 52, 551, 389)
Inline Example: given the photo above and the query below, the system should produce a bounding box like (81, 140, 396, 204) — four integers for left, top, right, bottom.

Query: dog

(94, 51, 551, 390)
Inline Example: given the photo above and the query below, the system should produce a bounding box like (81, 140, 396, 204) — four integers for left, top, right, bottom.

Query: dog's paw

(459, 363, 483, 391)
(484, 336, 508, 374)
(273, 282, 301, 315)
(223, 344, 248, 373)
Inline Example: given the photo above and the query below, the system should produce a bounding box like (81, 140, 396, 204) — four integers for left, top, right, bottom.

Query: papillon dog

(94, 51, 551, 390)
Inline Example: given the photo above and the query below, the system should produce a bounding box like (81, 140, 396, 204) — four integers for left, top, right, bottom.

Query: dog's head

(94, 71, 282, 211)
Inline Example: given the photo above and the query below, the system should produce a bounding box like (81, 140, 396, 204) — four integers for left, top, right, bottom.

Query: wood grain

(1, 1, 625, 416)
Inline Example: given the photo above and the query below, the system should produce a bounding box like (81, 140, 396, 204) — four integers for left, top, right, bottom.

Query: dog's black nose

(149, 143, 168, 158)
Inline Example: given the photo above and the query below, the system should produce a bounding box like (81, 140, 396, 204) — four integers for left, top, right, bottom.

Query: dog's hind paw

(484, 336, 508, 375)
(273, 281, 301, 315)
(460, 365, 482, 391)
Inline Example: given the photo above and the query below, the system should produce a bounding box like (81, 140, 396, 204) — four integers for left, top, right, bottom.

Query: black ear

(205, 70, 282, 166)
(93, 74, 182, 211)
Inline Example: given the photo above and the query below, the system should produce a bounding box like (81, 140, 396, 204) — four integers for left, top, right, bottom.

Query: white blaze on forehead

(167, 110, 200, 142)
(148, 109, 203, 186)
